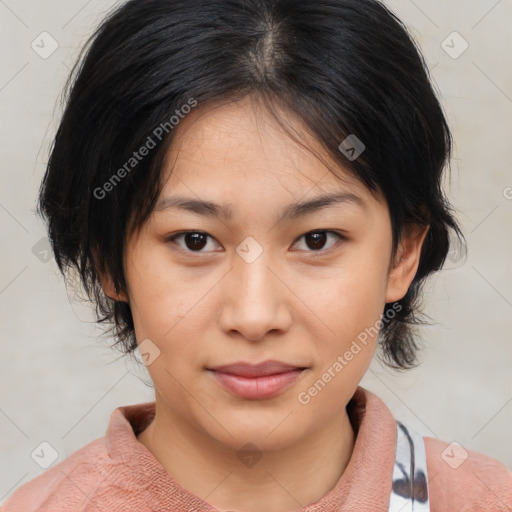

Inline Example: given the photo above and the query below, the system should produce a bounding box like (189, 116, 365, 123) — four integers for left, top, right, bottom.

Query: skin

(101, 95, 428, 512)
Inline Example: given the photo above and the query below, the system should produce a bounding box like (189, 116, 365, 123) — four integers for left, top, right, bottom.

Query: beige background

(1, 0, 511, 504)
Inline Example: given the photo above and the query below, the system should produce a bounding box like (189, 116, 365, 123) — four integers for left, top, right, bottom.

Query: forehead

(159, 96, 374, 205)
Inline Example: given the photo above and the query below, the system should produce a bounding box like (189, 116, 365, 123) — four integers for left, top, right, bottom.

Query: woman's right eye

(167, 231, 221, 253)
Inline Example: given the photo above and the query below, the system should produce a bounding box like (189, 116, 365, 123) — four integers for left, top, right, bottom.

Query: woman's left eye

(167, 230, 345, 254)
(293, 230, 345, 252)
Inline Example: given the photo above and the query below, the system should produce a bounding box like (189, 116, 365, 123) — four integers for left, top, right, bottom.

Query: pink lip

(207, 360, 308, 399)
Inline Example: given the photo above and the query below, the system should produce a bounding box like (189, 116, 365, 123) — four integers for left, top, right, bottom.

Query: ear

(99, 272, 129, 302)
(385, 224, 429, 303)
(92, 248, 129, 302)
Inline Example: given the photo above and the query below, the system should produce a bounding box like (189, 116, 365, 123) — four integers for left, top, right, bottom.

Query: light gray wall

(1, 0, 511, 504)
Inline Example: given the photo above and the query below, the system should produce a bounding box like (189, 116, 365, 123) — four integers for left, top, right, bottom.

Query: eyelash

(166, 230, 346, 255)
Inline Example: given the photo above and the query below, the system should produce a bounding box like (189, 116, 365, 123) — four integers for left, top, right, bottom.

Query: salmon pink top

(2, 386, 511, 511)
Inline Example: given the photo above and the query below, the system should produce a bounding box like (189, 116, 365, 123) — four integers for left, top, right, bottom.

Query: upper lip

(208, 360, 306, 377)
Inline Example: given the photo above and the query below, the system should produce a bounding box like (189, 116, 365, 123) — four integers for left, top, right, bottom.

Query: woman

(3, 0, 511, 510)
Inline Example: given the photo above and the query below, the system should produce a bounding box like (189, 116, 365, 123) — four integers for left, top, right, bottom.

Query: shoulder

(1, 402, 160, 512)
(1, 402, 159, 512)
(1, 437, 112, 512)
(424, 436, 512, 511)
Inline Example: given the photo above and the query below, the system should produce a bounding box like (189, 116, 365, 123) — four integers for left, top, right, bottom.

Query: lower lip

(209, 369, 305, 399)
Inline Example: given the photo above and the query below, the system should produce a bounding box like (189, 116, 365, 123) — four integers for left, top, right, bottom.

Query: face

(106, 96, 426, 452)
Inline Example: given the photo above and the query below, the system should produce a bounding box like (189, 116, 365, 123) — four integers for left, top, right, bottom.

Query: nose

(217, 248, 292, 342)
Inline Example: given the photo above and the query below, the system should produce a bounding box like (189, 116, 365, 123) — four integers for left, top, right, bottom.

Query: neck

(137, 396, 356, 512)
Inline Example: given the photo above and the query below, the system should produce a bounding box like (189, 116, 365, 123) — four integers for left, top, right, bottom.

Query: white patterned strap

(388, 421, 430, 512)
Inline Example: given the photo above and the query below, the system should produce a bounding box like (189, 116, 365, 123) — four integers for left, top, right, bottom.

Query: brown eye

(169, 231, 219, 253)
(183, 232, 207, 250)
(305, 232, 327, 250)
(294, 230, 345, 252)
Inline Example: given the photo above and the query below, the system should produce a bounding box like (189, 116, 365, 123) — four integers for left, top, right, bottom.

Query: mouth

(206, 360, 309, 399)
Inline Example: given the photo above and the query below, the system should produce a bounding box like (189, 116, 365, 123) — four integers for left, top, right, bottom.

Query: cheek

(125, 245, 201, 335)
(313, 250, 389, 337)
(299, 249, 390, 399)
(125, 264, 216, 383)
(295, 262, 386, 414)
(130, 289, 205, 355)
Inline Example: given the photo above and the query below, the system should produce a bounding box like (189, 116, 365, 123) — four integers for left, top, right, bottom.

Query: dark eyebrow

(154, 192, 366, 222)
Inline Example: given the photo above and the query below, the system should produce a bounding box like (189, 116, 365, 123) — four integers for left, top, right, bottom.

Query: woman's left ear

(385, 224, 429, 303)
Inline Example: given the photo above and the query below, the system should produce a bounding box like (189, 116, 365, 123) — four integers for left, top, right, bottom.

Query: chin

(201, 411, 305, 453)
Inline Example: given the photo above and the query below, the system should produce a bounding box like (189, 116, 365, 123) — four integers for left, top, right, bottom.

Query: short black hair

(38, 0, 464, 370)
